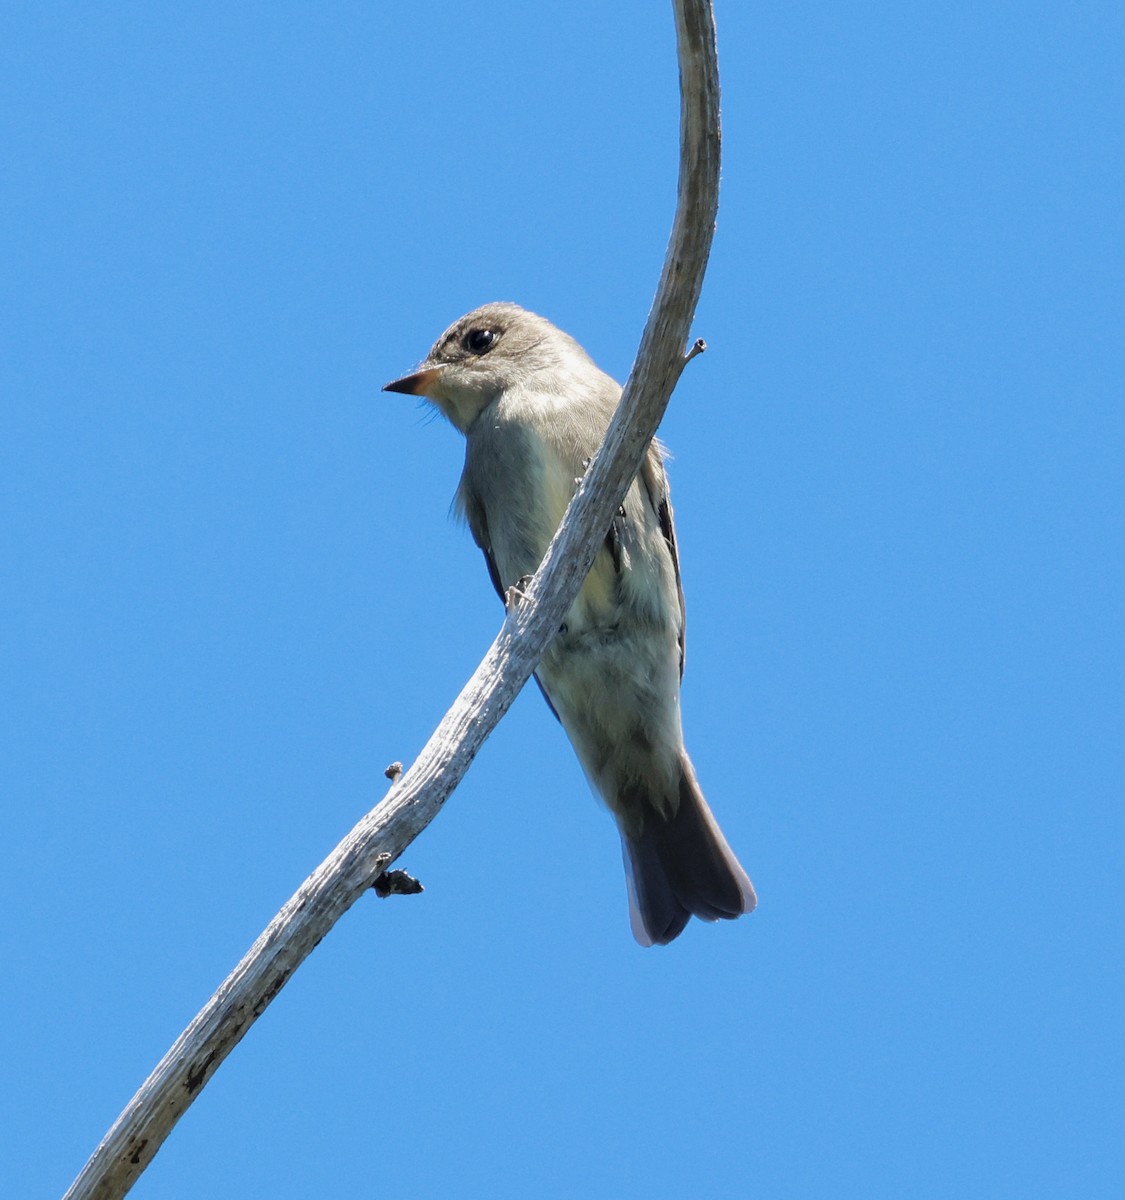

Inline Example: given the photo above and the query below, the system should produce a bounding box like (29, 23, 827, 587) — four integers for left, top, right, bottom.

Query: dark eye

(465, 328, 496, 354)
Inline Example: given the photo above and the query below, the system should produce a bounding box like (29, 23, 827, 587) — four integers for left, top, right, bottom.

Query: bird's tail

(620, 754, 756, 946)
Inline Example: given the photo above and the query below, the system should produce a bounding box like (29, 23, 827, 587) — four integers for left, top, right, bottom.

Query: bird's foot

(505, 574, 535, 609)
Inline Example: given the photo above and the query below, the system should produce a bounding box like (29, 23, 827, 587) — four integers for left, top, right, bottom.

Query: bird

(384, 302, 756, 945)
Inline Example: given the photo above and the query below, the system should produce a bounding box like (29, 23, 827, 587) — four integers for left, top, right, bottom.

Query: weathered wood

(63, 3, 721, 1196)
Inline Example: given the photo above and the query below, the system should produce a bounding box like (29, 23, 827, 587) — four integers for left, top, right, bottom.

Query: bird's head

(383, 302, 591, 432)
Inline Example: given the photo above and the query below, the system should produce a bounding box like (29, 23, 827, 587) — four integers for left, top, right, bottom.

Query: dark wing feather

(641, 448, 687, 678)
(460, 481, 561, 722)
(606, 516, 624, 574)
(479, 539, 506, 604)
(460, 483, 505, 603)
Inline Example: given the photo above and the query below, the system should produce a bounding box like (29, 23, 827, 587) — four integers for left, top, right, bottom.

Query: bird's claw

(505, 574, 535, 609)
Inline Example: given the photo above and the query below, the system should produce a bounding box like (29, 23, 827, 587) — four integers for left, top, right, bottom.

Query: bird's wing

(641, 445, 687, 678)
(460, 484, 507, 604)
(459, 478, 563, 722)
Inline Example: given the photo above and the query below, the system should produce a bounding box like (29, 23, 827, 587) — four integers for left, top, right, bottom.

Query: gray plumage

(384, 302, 756, 945)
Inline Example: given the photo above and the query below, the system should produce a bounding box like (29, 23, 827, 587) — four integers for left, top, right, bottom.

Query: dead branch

(63, 3, 721, 1196)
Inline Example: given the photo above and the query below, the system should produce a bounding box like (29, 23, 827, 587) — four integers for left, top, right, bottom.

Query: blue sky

(2, 3, 1120, 1198)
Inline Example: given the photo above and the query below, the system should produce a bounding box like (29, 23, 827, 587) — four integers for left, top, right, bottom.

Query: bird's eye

(465, 328, 496, 354)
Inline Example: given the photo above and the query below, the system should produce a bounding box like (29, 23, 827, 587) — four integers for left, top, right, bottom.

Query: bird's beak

(383, 364, 444, 397)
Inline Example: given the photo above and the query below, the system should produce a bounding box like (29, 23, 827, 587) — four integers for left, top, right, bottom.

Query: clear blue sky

(2, 3, 1120, 1198)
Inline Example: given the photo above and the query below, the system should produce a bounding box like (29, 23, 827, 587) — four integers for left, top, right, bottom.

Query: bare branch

(63, 4, 721, 1197)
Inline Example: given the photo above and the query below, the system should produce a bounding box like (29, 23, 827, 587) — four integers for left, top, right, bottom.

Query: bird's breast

(465, 399, 677, 639)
